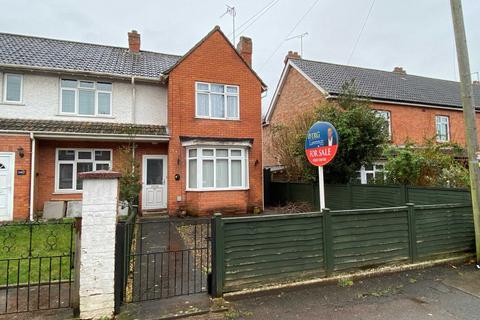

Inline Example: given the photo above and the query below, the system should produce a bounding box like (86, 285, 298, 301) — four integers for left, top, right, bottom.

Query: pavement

(175, 261, 480, 320)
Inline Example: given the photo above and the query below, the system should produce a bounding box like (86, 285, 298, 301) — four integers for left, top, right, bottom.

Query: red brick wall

(263, 66, 325, 167)
(0, 134, 31, 220)
(35, 140, 167, 213)
(167, 30, 263, 216)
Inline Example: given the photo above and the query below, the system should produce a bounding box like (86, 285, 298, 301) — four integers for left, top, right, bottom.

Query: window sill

(52, 191, 83, 195)
(186, 188, 249, 192)
(194, 116, 240, 121)
(56, 114, 115, 119)
(1, 101, 25, 106)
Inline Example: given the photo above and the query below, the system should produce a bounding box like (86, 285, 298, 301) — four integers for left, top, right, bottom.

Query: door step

(141, 209, 168, 218)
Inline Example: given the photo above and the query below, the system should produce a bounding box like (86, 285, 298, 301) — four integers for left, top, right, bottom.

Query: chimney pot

(473, 80, 480, 85)
(393, 66, 406, 75)
(237, 36, 253, 66)
(284, 51, 301, 63)
(128, 30, 141, 53)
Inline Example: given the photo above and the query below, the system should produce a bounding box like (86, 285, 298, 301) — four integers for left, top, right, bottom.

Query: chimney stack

(128, 30, 141, 53)
(237, 36, 252, 66)
(393, 66, 406, 75)
(284, 51, 301, 63)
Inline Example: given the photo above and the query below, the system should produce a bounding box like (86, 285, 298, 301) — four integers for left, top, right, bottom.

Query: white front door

(0, 153, 15, 221)
(142, 155, 167, 210)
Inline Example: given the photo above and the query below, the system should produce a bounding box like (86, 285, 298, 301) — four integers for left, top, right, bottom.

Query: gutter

(29, 132, 35, 221)
(0, 130, 170, 142)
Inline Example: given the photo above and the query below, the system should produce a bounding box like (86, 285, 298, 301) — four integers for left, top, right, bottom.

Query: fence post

(211, 213, 225, 297)
(400, 184, 408, 204)
(406, 203, 418, 263)
(322, 208, 334, 276)
(114, 220, 126, 313)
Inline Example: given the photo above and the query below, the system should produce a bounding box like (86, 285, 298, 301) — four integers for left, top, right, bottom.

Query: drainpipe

(131, 76, 137, 123)
(29, 132, 36, 221)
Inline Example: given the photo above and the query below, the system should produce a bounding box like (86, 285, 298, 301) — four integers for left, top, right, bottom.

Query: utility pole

(450, 0, 480, 264)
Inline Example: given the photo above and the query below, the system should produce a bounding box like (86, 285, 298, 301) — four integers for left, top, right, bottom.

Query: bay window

(56, 149, 112, 192)
(60, 79, 112, 116)
(187, 147, 248, 190)
(195, 82, 239, 120)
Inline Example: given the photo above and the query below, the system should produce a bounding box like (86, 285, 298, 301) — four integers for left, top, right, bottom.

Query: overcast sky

(1, 0, 479, 112)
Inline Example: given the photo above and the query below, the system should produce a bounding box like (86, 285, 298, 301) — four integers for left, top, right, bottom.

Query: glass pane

(216, 149, 228, 157)
(188, 159, 197, 188)
(231, 160, 242, 187)
(202, 160, 214, 188)
(216, 159, 228, 188)
(146, 159, 163, 185)
(95, 150, 111, 161)
(58, 150, 75, 161)
(96, 163, 110, 170)
(61, 90, 76, 113)
(77, 151, 92, 160)
(196, 93, 209, 117)
(226, 86, 238, 93)
(61, 79, 77, 88)
(79, 90, 95, 115)
(366, 172, 374, 183)
(6, 74, 21, 102)
(227, 96, 238, 118)
(364, 164, 374, 171)
(79, 81, 94, 89)
(98, 92, 111, 115)
(59, 164, 73, 189)
(76, 162, 93, 189)
(231, 150, 242, 157)
(189, 149, 197, 158)
(202, 149, 214, 156)
(97, 82, 112, 91)
(211, 94, 225, 118)
(196, 83, 209, 91)
(211, 84, 224, 93)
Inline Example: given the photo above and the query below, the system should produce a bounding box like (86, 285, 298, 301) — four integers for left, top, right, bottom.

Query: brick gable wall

(167, 30, 263, 215)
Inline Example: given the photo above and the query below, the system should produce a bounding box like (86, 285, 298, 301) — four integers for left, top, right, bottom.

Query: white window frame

(357, 162, 387, 184)
(375, 110, 392, 139)
(186, 146, 249, 191)
(55, 148, 112, 193)
(435, 115, 450, 142)
(195, 82, 240, 120)
(3, 73, 23, 104)
(59, 79, 113, 117)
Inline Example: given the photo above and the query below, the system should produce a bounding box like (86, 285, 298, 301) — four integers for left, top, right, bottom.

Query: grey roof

(291, 59, 480, 109)
(0, 118, 168, 136)
(0, 33, 181, 78)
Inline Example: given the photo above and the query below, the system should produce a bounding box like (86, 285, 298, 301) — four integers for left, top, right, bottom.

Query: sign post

(305, 121, 339, 211)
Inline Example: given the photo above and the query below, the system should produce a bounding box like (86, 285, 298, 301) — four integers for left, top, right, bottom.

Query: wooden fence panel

(351, 185, 403, 208)
(330, 207, 410, 271)
(415, 204, 475, 258)
(408, 187, 471, 205)
(222, 214, 325, 292)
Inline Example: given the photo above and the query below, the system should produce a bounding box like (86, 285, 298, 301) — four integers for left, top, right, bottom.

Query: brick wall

(35, 140, 167, 213)
(0, 134, 31, 220)
(167, 29, 264, 215)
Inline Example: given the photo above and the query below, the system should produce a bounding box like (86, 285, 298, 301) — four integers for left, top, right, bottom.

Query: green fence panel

(330, 207, 410, 271)
(221, 213, 325, 292)
(408, 187, 471, 205)
(415, 204, 475, 258)
(350, 184, 403, 208)
(325, 184, 350, 210)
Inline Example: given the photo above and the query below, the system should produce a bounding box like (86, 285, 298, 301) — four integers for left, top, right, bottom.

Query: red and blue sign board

(305, 121, 339, 167)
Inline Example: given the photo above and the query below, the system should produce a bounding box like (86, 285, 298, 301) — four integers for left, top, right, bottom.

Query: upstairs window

(375, 110, 392, 139)
(435, 115, 450, 142)
(60, 79, 112, 116)
(3, 73, 23, 103)
(195, 82, 239, 120)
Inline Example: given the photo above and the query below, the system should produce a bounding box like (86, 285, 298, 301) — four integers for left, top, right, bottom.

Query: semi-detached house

(0, 26, 266, 221)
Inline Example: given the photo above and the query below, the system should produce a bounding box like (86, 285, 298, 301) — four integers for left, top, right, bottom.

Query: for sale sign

(305, 121, 339, 167)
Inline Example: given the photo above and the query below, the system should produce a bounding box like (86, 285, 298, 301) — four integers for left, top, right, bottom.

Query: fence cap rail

(222, 211, 323, 223)
(330, 206, 408, 216)
(414, 203, 472, 210)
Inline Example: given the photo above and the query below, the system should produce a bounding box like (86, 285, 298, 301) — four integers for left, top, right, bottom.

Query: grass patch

(0, 220, 75, 286)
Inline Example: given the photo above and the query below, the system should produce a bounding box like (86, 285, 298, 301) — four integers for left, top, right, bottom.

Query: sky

(0, 0, 479, 113)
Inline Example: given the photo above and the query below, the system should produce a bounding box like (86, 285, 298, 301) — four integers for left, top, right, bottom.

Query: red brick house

(263, 52, 480, 183)
(0, 26, 266, 221)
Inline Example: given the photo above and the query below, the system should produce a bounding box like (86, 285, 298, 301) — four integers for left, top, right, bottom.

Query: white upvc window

(376, 110, 392, 139)
(3, 73, 23, 103)
(55, 148, 112, 192)
(60, 79, 112, 116)
(436, 115, 450, 142)
(195, 82, 239, 120)
(356, 162, 386, 184)
(187, 147, 248, 191)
